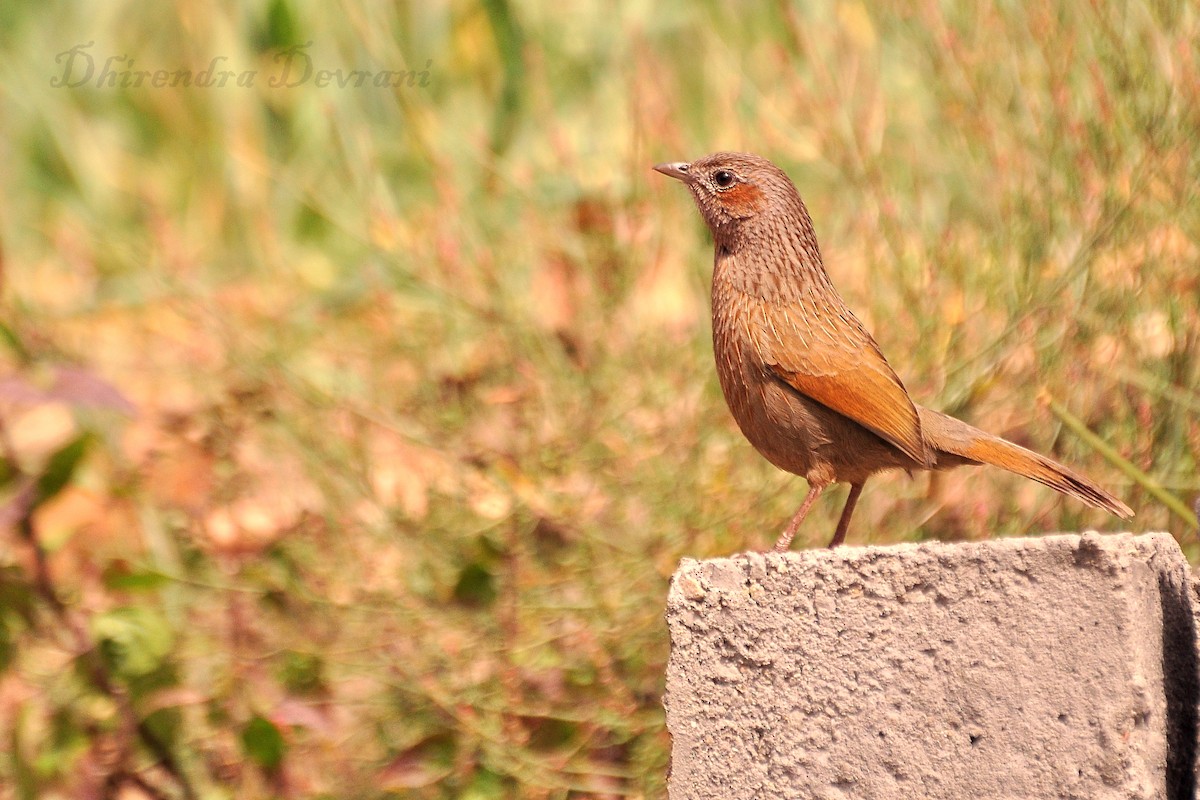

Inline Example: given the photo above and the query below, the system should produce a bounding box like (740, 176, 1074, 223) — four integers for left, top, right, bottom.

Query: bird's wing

(745, 292, 932, 467)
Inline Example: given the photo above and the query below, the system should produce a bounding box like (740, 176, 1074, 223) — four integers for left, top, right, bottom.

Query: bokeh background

(1, 1, 1198, 797)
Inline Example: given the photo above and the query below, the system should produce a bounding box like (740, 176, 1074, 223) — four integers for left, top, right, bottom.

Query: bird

(654, 152, 1133, 550)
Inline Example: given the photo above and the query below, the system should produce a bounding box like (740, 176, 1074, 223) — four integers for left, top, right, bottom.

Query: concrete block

(665, 532, 1198, 799)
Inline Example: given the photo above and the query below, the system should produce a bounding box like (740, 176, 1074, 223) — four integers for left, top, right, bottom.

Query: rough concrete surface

(665, 532, 1198, 799)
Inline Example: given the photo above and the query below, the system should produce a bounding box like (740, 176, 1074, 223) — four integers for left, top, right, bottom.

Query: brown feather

(656, 151, 1133, 548)
(918, 407, 1134, 518)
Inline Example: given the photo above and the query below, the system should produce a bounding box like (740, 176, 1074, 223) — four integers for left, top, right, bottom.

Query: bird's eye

(713, 170, 736, 188)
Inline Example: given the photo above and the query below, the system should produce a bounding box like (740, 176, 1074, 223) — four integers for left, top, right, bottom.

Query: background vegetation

(1, 0, 1197, 797)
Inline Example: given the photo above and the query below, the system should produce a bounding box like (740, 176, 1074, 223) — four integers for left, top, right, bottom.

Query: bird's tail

(917, 406, 1134, 519)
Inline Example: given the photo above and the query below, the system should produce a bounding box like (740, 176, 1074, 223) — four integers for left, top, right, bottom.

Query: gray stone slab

(665, 532, 1196, 799)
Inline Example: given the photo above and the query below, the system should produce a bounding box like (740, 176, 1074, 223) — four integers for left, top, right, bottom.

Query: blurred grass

(0, 0, 1198, 797)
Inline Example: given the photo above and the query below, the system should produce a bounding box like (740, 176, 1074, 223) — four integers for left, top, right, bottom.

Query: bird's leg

(773, 484, 825, 552)
(827, 482, 865, 548)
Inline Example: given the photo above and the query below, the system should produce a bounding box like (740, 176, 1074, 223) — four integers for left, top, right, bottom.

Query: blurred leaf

(452, 562, 497, 607)
(482, 0, 525, 158)
(295, 201, 332, 241)
(141, 706, 183, 755)
(39, 706, 88, 775)
(277, 650, 326, 696)
(47, 367, 137, 415)
(0, 565, 36, 623)
(10, 708, 37, 800)
(0, 614, 15, 673)
(0, 456, 17, 488)
(101, 562, 172, 592)
(33, 432, 92, 509)
(0, 321, 29, 360)
(27, 122, 75, 193)
(378, 733, 456, 789)
(241, 714, 286, 771)
(255, 0, 302, 51)
(462, 768, 509, 800)
(91, 606, 175, 679)
(525, 716, 577, 752)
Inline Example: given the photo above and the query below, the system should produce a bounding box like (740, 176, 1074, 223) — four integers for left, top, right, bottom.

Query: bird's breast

(711, 270, 825, 478)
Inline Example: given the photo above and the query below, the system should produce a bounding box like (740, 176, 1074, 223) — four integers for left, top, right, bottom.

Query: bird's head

(654, 152, 802, 242)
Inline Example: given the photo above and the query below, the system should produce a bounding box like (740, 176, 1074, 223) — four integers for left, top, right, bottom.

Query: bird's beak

(653, 161, 692, 183)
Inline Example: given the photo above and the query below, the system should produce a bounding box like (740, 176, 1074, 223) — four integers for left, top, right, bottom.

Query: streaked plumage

(655, 152, 1132, 549)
